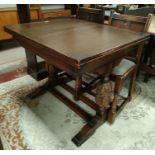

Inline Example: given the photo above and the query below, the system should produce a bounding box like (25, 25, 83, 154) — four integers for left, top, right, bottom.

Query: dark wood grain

(109, 11, 152, 32)
(4, 18, 150, 146)
(107, 13, 151, 124)
(76, 7, 104, 24)
(5, 18, 149, 65)
(143, 36, 155, 82)
(143, 15, 155, 82)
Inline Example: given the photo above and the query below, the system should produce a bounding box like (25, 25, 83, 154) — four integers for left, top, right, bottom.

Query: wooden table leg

(28, 63, 58, 99)
(25, 49, 38, 75)
(108, 93, 119, 124)
(25, 49, 48, 80)
(72, 75, 112, 146)
(74, 76, 82, 101)
(45, 63, 58, 86)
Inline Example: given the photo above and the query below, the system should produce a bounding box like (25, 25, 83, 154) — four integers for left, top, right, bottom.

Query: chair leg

(108, 93, 119, 124)
(128, 68, 137, 101)
(108, 77, 122, 124)
(143, 46, 154, 83)
(45, 62, 58, 86)
(144, 73, 150, 83)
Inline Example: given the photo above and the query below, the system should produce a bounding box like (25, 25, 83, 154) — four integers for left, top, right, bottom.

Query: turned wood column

(45, 63, 58, 87)
(95, 64, 113, 118)
(96, 75, 112, 118)
(74, 76, 82, 100)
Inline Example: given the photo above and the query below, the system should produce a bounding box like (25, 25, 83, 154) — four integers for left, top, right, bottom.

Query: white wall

(0, 4, 64, 10)
(41, 4, 64, 10)
(0, 4, 16, 8)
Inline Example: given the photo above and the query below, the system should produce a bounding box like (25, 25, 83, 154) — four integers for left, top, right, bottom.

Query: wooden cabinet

(0, 7, 41, 41)
(30, 8, 41, 20)
(0, 9, 19, 40)
(0, 6, 71, 41)
(42, 9, 71, 19)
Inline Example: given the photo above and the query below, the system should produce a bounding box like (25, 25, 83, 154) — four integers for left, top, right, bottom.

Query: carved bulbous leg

(72, 76, 113, 146)
(45, 63, 57, 87)
(95, 78, 113, 119)
(108, 77, 121, 124)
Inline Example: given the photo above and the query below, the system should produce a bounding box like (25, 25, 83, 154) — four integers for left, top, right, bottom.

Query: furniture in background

(16, 4, 47, 81)
(107, 12, 152, 124)
(0, 4, 72, 42)
(79, 4, 96, 8)
(0, 5, 41, 41)
(76, 7, 104, 24)
(17, 4, 31, 23)
(141, 15, 155, 82)
(115, 5, 155, 16)
(5, 17, 149, 146)
(41, 7, 71, 19)
(124, 5, 155, 17)
(95, 4, 117, 24)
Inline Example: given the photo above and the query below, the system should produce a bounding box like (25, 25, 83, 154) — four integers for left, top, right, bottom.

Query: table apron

(13, 34, 147, 77)
(79, 40, 147, 75)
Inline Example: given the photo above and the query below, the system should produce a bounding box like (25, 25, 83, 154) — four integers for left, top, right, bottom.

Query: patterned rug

(0, 57, 27, 83)
(0, 46, 44, 83)
(0, 75, 155, 150)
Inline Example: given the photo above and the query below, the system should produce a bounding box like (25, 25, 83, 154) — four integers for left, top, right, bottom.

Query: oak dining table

(5, 17, 150, 146)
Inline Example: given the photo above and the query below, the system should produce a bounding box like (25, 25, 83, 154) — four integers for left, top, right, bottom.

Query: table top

(5, 18, 149, 65)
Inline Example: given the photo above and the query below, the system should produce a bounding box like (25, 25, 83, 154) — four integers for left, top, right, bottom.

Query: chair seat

(112, 58, 135, 75)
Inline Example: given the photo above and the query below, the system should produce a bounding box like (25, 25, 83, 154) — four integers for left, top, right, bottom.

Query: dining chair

(143, 15, 155, 82)
(124, 5, 155, 17)
(107, 11, 152, 124)
(143, 37, 155, 82)
(76, 7, 105, 24)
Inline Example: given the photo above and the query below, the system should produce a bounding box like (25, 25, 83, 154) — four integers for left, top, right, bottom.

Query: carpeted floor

(0, 74, 155, 150)
(0, 47, 27, 83)
(0, 47, 44, 83)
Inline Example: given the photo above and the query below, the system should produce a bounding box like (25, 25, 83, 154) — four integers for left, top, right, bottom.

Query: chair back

(109, 11, 152, 65)
(147, 15, 155, 68)
(109, 10, 152, 32)
(116, 5, 129, 14)
(124, 6, 155, 17)
(147, 15, 155, 34)
(76, 7, 104, 24)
